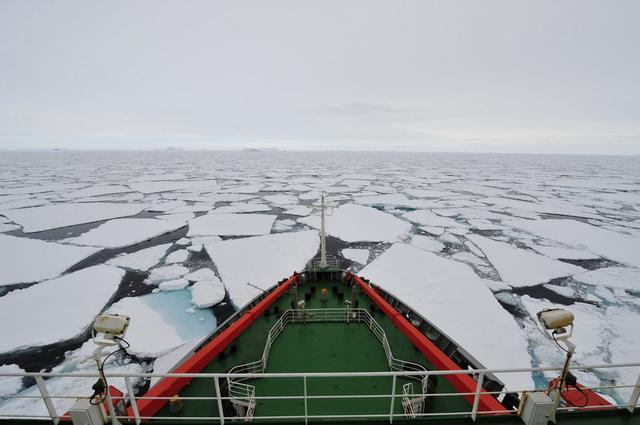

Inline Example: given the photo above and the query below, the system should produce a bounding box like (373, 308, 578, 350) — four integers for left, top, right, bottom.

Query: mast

(319, 193, 328, 268)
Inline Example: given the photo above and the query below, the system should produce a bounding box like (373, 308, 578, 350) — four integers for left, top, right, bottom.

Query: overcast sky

(1, 0, 639, 153)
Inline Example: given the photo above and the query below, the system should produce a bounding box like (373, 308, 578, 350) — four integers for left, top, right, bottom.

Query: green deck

(160, 278, 469, 421)
(154, 277, 640, 424)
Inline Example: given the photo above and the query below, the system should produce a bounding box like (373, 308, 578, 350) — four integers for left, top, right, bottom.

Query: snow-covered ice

(0, 265, 124, 353)
(205, 230, 319, 307)
(410, 235, 445, 253)
(341, 248, 369, 264)
(402, 210, 463, 228)
(190, 277, 226, 308)
(165, 249, 189, 264)
(360, 243, 534, 391)
(63, 185, 132, 199)
(211, 203, 271, 214)
(159, 278, 189, 291)
(107, 291, 216, 357)
(69, 218, 186, 248)
(187, 213, 276, 237)
(184, 268, 217, 282)
(0, 234, 99, 286)
(299, 204, 410, 242)
(146, 264, 189, 284)
(107, 243, 172, 271)
(150, 340, 200, 385)
(519, 296, 608, 365)
(1, 151, 640, 411)
(573, 267, 640, 291)
(129, 180, 218, 194)
(0, 364, 25, 396)
(508, 219, 640, 268)
(466, 234, 581, 287)
(0, 203, 143, 233)
(0, 353, 146, 418)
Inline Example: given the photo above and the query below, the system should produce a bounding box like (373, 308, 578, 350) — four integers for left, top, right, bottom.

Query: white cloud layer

(0, 0, 639, 153)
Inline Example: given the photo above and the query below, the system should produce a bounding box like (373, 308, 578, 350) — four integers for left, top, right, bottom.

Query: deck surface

(158, 277, 469, 421)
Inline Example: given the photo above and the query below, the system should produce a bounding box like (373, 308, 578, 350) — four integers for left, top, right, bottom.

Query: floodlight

(537, 308, 574, 340)
(92, 314, 130, 346)
(536, 308, 577, 423)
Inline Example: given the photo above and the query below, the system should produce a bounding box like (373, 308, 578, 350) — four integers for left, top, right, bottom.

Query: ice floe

(466, 234, 581, 287)
(165, 249, 189, 264)
(354, 193, 413, 207)
(187, 213, 276, 237)
(0, 265, 124, 353)
(360, 243, 534, 390)
(69, 218, 186, 248)
(299, 204, 410, 242)
(63, 185, 132, 199)
(184, 268, 217, 282)
(508, 219, 640, 268)
(530, 244, 598, 260)
(0, 234, 99, 286)
(150, 340, 200, 385)
(341, 248, 369, 265)
(106, 291, 216, 358)
(410, 235, 445, 253)
(0, 364, 25, 396)
(519, 296, 608, 365)
(0, 354, 146, 418)
(107, 243, 172, 271)
(0, 203, 143, 233)
(129, 180, 218, 194)
(146, 264, 189, 284)
(159, 278, 189, 291)
(573, 267, 640, 291)
(190, 277, 226, 308)
(205, 230, 319, 307)
(402, 210, 463, 228)
(211, 203, 271, 214)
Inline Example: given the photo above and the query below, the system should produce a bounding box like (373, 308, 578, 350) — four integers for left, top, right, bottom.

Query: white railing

(226, 308, 432, 419)
(0, 363, 639, 424)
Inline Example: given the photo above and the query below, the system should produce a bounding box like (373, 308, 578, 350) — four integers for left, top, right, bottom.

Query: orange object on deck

(549, 378, 613, 410)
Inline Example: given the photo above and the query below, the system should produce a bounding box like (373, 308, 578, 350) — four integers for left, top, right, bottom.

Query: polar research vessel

(2, 196, 639, 425)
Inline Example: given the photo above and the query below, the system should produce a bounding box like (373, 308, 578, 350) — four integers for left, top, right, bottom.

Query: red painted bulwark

(131, 273, 300, 419)
(549, 378, 613, 410)
(347, 273, 505, 413)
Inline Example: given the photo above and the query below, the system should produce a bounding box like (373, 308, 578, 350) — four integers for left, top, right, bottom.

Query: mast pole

(320, 193, 328, 268)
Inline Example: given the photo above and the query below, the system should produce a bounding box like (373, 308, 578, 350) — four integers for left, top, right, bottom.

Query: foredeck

(158, 277, 470, 421)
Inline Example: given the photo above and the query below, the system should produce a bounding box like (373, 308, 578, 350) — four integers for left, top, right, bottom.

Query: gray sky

(1, 0, 639, 153)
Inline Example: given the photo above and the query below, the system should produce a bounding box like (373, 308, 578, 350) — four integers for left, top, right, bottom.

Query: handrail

(1, 363, 639, 423)
(225, 308, 433, 418)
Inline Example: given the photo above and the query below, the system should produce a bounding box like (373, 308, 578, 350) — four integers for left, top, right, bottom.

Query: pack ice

(0, 234, 98, 286)
(0, 265, 124, 353)
(205, 230, 320, 307)
(360, 243, 534, 391)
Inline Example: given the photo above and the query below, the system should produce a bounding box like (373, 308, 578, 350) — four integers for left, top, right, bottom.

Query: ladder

(402, 383, 425, 418)
(245, 394, 256, 422)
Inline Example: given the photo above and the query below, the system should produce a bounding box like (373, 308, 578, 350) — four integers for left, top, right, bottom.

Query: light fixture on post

(91, 314, 131, 425)
(536, 308, 575, 423)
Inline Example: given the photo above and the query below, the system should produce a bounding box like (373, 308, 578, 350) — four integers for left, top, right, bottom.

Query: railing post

(35, 376, 59, 425)
(303, 375, 308, 425)
(628, 371, 640, 413)
(214, 376, 225, 425)
(104, 384, 121, 425)
(471, 372, 485, 421)
(389, 374, 397, 423)
(125, 376, 141, 425)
